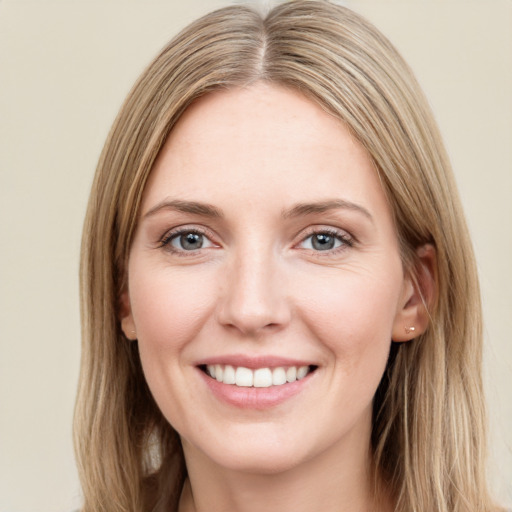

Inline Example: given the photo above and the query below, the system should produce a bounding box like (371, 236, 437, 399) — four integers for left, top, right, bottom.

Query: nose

(216, 248, 291, 337)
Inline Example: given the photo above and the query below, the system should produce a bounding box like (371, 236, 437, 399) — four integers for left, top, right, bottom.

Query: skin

(121, 83, 432, 512)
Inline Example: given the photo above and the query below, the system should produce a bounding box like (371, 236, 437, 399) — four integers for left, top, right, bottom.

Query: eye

(299, 230, 352, 252)
(162, 229, 216, 252)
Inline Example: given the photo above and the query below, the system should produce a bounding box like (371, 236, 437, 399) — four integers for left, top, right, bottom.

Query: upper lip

(195, 354, 317, 369)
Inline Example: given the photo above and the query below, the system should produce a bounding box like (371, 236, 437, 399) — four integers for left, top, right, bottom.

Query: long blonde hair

(75, 2, 495, 511)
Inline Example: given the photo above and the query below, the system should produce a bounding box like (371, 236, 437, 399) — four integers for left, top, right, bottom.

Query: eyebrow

(282, 199, 373, 222)
(143, 198, 373, 222)
(143, 199, 223, 219)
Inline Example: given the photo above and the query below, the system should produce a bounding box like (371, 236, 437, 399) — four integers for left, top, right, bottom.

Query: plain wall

(0, 1, 510, 510)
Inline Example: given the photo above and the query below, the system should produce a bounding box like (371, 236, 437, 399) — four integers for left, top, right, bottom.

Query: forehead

(142, 82, 388, 219)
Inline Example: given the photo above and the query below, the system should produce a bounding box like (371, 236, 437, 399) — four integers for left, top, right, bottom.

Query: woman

(74, 1, 500, 511)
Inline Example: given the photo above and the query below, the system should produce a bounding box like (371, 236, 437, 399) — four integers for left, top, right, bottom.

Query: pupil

(312, 233, 334, 251)
(181, 233, 203, 250)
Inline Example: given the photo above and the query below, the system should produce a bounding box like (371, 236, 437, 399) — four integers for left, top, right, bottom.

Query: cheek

(129, 265, 217, 350)
(295, 262, 403, 361)
(128, 264, 219, 430)
(127, 265, 218, 409)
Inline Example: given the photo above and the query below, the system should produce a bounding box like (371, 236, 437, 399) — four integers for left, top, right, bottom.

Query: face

(121, 83, 418, 475)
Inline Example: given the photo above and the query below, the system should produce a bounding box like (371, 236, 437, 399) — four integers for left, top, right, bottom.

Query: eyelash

(297, 227, 354, 255)
(159, 227, 216, 256)
(158, 226, 354, 255)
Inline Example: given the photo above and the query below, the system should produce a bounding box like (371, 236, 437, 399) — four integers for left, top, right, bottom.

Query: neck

(178, 429, 392, 512)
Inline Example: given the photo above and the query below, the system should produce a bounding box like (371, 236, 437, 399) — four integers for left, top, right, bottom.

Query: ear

(119, 289, 137, 341)
(392, 244, 437, 342)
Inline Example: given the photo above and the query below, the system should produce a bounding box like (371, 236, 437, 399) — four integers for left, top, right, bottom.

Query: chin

(184, 430, 312, 476)
(216, 449, 306, 475)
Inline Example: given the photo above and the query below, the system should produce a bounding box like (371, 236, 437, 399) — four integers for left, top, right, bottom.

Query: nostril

(216, 269, 291, 335)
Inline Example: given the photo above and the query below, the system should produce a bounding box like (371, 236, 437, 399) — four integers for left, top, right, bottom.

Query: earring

(405, 326, 416, 335)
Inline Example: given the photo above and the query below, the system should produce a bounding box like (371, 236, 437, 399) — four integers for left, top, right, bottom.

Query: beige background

(0, 1, 510, 510)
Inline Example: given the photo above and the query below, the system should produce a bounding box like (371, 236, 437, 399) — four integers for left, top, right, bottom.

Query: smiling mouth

(199, 364, 318, 388)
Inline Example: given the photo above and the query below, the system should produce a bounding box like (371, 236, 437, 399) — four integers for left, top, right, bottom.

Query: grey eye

(311, 233, 335, 250)
(300, 232, 344, 251)
(172, 232, 205, 250)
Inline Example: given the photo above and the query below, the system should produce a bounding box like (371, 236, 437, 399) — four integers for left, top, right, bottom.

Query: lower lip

(198, 369, 315, 409)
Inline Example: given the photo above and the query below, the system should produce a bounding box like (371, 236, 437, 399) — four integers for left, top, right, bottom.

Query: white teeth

(223, 364, 236, 385)
(297, 366, 309, 380)
(205, 364, 313, 387)
(272, 367, 287, 386)
(286, 366, 297, 383)
(215, 364, 224, 382)
(235, 367, 253, 387)
(254, 368, 272, 387)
